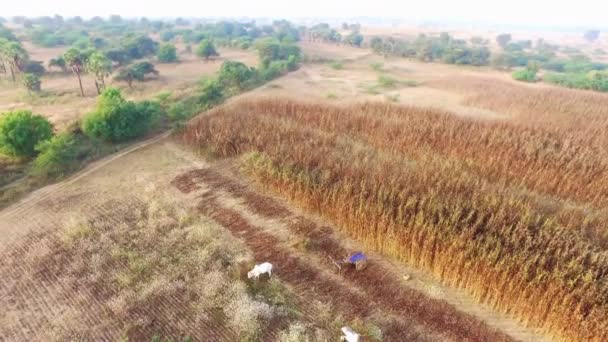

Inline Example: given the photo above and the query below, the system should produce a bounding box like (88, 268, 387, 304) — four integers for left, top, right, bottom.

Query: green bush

(22, 73, 42, 92)
(512, 68, 537, 82)
(198, 78, 225, 107)
(0, 110, 53, 157)
(544, 72, 589, 89)
(157, 43, 178, 63)
(544, 71, 608, 92)
(81, 88, 163, 142)
(32, 132, 79, 178)
(377, 75, 397, 87)
(260, 60, 288, 81)
(168, 100, 198, 124)
(218, 60, 258, 91)
(196, 39, 219, 60)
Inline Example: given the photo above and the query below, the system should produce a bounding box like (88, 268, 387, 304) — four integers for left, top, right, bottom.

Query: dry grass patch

(0, 195, 297, 341)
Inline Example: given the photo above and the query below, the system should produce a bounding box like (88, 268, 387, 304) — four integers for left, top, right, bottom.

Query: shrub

(196, 39, 219, 60)
(377, 75, 397, 87)
(218, 60, 258, 91)
(370, 62, 384, 72)
(544, 71, 608, 92)
(168, 100, 198, 124)
(329, 61, 343, 70)
(0, 110, 53, 157)
(81, 88, 163, 142)
(22, 73, 41, 92)
(32, 133, 79, 178)
(512, 68, 537, 82)
(22, 60, 46, 76)
(259, 60, 288, 81)
(157, 43, 178, 63)
(114, 62, 158, 88)
(198, 78, 224, 107)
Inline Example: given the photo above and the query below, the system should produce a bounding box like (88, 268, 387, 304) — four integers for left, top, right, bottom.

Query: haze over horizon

(4, 0, 607, 29)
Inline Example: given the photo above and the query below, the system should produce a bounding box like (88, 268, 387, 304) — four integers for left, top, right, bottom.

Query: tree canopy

(81, 87, 162, 142)
(86, 51, 112, 94)
(157, 43, 178, 63)
(0, 110, 53, 157)
(196, 39, 219, 60)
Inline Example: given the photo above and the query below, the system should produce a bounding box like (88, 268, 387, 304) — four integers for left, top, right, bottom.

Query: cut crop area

(181, 98, 608, 341)
(0, 196, 298, 341)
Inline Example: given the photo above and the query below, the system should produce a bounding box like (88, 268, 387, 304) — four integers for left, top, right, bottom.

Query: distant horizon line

(4, 14, 605, 32)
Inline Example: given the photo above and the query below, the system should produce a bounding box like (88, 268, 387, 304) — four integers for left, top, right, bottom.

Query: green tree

(217, 60, 257, 91)
(198, 78, 224, 106)
(22, 73, 41, 92)
(121, 35, 159, 59)
(0, 23, 17, 41)
(105, 48, 130, 66)
(0, 39, 28, 81)
(86, 51, 112, 94)
(32, 133, 79, 178)
(157, 43, 178, 63)
(0, 110, 53, 157)
(196, 39, 219, 60)
(22, 60, 45, 76)
(344, 32, 364, 47)
(114, 62, 158, 88)
(63, 48, 87, 96)
(82, 88, 162, 142)
(48, 56, 67, 72)
(496, 33, 512, 48)
(512, 63, 539, 82)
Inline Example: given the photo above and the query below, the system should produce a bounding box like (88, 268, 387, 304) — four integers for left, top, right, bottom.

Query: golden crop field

(182, 95, 608, 341)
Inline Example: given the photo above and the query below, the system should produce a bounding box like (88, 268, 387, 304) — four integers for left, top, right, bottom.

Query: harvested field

(181, 97, 608, 341)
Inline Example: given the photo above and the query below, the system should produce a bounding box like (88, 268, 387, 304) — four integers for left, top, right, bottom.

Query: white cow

(341, 326, 361, 342)
(247, 262, 273, 279)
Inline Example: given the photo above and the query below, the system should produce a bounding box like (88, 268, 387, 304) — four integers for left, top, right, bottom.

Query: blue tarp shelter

(348, 252, 367, 264)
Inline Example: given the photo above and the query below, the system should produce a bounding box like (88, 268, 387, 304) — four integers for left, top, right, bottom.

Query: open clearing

(250, 42, 546, 119)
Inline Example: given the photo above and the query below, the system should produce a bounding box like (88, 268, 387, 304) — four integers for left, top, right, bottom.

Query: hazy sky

(3, 0, 606, 28)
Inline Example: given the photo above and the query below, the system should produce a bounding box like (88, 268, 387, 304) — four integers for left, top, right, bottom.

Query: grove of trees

(369, 33, 490, 66)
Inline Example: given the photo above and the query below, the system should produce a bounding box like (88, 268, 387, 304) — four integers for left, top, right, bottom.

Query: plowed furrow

(197, 194, 433, 341)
